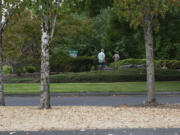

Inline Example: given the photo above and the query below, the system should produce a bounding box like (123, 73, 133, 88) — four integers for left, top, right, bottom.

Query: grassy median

(4, 81, 180, 94)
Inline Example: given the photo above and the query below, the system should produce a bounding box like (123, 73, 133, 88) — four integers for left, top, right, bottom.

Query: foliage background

(2, 0, 180, 73)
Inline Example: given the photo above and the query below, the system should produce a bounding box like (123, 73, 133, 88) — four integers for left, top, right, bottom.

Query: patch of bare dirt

(0, 105, 180, 131)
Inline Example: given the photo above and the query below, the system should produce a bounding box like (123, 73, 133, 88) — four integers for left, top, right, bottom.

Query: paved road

(0, 128, 180, 135)
(5, 95, 180, 106)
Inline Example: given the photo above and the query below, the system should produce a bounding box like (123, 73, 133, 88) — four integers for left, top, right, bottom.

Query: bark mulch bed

(0, 104, 180, 131)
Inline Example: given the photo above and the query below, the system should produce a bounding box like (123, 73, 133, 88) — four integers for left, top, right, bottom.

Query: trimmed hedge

(111, 58, 180, 70)
(4, 68, 180, 83)
(50, 68, 180, 83)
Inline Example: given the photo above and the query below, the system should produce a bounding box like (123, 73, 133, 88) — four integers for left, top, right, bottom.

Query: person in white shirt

(97, 49, 105, 70)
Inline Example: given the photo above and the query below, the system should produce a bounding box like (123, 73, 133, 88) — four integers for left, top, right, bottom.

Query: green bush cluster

(50, 50, 98, 72)
(3, 65, 13, 74)
(69, 56, 98, 72)
(112, 58, 180, 70)
(23, 66, 37, 73)
(111, 58, 146, 69)
(155, 60, 180, 69)
(50, 50, 72, 72)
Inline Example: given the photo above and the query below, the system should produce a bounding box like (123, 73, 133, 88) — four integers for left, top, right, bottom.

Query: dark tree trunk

(0, 31, 5, 106)
(143, 14, 156, 104)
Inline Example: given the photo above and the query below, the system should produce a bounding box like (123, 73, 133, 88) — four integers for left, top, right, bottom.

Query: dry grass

(0, 104, 180, 131)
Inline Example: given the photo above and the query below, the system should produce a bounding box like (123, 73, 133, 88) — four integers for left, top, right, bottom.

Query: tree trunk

(40, 22, 50, 109)
(0, 31, 5, 106)
(143, 15, 156, 104)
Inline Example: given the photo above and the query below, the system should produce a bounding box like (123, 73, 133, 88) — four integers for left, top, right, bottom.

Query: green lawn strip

(4, 81, 180, 94)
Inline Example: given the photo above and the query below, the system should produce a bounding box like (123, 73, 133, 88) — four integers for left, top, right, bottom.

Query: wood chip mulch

(0, 104, 180, 131)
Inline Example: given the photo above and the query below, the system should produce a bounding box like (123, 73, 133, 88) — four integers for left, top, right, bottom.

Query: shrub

(70, 56, 98, 72)
(24, 66, 36, 73)
(155, 60, 180, 69)
(50, 50, 73, 72)
(3, 65, 13, 74)
(112, 58, 180, 70)
(50, 49, 98, 72)
(111, 58, 146, 69)
(50, 69, 180, 83)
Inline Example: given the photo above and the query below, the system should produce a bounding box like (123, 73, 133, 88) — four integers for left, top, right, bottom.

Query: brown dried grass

(0, 104, 180, 131)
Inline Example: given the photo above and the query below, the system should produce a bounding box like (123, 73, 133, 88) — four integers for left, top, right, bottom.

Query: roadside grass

(4, 81, 180, 94)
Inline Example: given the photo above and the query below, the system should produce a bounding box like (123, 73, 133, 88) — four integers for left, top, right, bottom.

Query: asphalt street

(4, 95, 180, 106)
(0, 128, 180, 135)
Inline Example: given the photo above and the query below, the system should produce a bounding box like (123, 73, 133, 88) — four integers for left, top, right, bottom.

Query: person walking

(112, 51, 120, 70)
(98, 49, 105, 70)
(112, 51, 120, 62)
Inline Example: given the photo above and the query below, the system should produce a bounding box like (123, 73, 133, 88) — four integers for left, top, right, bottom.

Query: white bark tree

(30, 0, 65, 109)
(0, 0, 24, 106)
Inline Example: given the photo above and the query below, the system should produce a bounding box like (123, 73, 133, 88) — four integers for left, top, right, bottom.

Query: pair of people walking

(97, 49, 120, 70)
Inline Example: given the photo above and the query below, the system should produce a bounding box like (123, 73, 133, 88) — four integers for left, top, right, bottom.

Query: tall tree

(114, 0, 179, 104)
(3, 9, 41, 74)
(70, 0, 113, 17)
(30, 0, 67, 109)
(0, 0, 24, 106)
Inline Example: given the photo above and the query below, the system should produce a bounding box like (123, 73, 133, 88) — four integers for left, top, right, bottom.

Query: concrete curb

(5, 92, 180, 97)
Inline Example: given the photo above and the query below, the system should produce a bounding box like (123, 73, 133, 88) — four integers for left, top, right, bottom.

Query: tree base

(144, 99, 159, 106)
(0, 101, 5, 106)
(39, 105, 51, 110)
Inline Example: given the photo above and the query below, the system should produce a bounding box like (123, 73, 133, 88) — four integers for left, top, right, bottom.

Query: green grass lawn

(4, 81, 180, 94)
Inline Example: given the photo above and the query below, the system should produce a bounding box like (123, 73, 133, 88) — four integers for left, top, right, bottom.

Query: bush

(23, 66, 36, 73)
(111, 58, 146, 69)
(155, 60, 180, 69)
(3, 65, 13, 74)
(50, 68, 180, 83)
(50, 49, 98, 72)
(50, 50, 73, 72)
(69, 56, 98, 72)
(112, 58, 180, 70)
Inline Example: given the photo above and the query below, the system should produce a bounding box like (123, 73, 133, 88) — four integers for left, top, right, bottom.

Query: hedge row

(50, 69, 180, 83)
(4, 68, 180, 83)
(112, 58, 180, 70)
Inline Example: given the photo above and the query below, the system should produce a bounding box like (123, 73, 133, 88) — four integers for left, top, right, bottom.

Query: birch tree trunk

(0, 31, 5, 106)
(143, 14, 156, 104)
(40, 22, 50, 109)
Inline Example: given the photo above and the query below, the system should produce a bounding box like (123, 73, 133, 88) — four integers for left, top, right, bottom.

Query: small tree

(0, 0, 24, 106)
(114, 0, 179, 104)
(29, 0, 68, 109)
